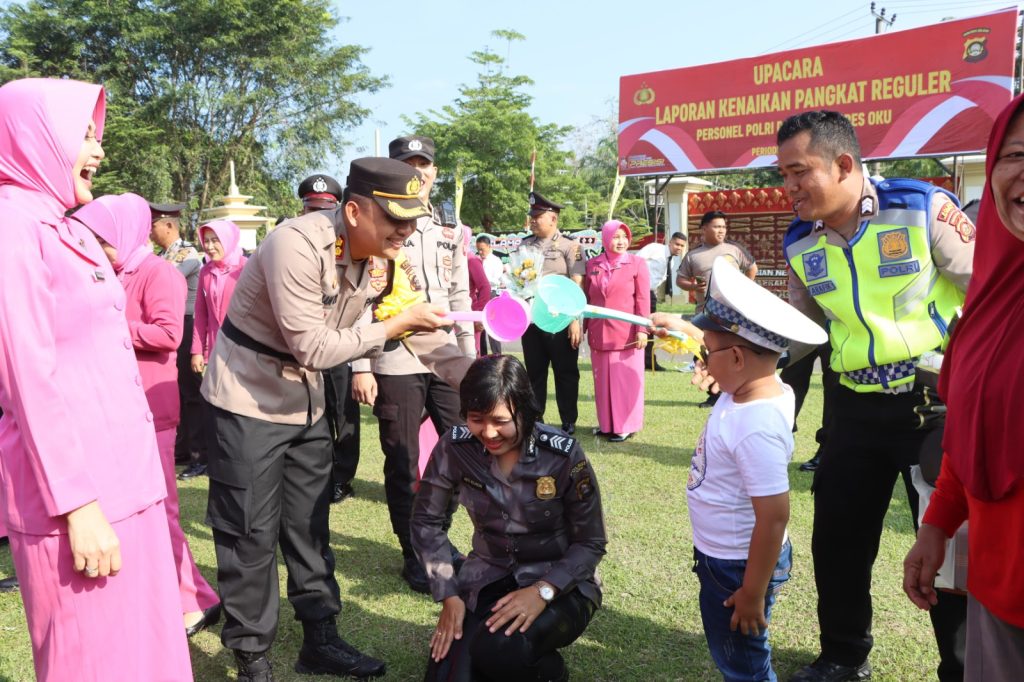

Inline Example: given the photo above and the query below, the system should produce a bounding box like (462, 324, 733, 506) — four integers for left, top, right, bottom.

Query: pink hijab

(71, 193, 153, 276)
(199, 220, 244, 275)
(590, 220, 633, 290)
(0, 78, 106, 216)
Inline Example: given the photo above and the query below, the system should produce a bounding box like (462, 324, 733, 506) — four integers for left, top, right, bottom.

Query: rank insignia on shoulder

(451, 425, 474, 442)
(536, 431, 574, 455)
(535, 476, 556, 500)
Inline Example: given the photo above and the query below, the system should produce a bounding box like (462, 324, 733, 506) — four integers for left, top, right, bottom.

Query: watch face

(539, 585, 555, 601)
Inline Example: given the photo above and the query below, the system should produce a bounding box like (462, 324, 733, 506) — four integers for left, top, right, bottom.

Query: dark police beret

(346, 157, 430, 221)
(297, 174, 343, 202)
(528, 191, 563, 213)
(148, 202, 187, 219)
(389, 135, 435, 163)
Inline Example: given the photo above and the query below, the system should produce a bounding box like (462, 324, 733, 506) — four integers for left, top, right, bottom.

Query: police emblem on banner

(802, 249, 828, 281)
(962, 27, 990, 63)
(878, 228, 910, 262)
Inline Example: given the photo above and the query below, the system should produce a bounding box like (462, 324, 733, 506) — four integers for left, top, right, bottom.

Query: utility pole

(869, 3, 896, 178)
(870, 3, 897, 35)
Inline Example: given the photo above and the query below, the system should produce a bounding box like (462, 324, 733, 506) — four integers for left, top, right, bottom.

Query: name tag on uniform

(461, 476, 484, 491)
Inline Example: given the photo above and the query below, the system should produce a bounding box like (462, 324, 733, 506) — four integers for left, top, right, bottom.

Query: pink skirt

(156, 428, 219, 614)
(592, 347, 645, 435)
(9, 502, 193, 681)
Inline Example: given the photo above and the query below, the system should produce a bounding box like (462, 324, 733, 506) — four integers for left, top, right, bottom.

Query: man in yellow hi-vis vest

(778, 111, 973, 682)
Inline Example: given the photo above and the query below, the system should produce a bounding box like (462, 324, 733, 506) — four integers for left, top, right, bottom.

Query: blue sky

(329, 0, 1016, 173)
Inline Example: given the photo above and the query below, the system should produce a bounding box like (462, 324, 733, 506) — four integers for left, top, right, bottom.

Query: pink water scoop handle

(442, 311, 483, 322)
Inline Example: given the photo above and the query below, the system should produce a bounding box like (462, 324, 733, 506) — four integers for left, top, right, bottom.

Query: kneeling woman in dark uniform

(412, 355, 607, 682)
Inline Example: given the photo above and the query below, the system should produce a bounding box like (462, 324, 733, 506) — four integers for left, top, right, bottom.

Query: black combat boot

(234, 650, 274, 682)
(295, 618, 386, 678)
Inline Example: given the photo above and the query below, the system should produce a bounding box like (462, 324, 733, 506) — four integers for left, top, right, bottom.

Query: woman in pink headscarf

(583, 220, 650, 442)
(74, 193, 221, 638)
(190, 219, 247, 374)
(0, 79, 191, 680)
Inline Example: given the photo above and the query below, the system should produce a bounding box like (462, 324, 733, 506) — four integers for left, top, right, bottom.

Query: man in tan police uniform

(519, 191, 585, 434)
(351, 135, 475, 594)
(201, 157, 470, 682)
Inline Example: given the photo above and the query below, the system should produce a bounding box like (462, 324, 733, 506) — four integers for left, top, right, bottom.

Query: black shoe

(400, 556, 430, 594)
(592, 429, 611, 438)
(608, 433, 632, 443)
(790, 657, 871, 682)
(331, 482, 355, 504)
(235, 650, 275, 682)
(177, 462, 207, 480)
(799, 453, 822, 472)
(697, 396, 719, 408)
(0, 576, 19, 593)
(0, 535, 8, 546)
(296, 618, 386, 678)
(561, 423, 576, 435)
(185, 603, 222, 638)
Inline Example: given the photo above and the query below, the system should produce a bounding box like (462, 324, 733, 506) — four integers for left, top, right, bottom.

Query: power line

(759, 5, 863, 54)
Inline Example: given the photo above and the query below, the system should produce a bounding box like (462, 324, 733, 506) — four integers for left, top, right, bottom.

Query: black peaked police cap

(345, 157, 430, 221)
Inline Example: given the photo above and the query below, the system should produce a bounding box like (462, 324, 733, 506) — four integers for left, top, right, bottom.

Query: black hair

(700, 210, 727, 227)
(777, 110, 862, 164)
(274, 216, 286, 226)
(476, 235, 491, 245)
(670, 231, 687, 241)
(460, 356, 540, 442)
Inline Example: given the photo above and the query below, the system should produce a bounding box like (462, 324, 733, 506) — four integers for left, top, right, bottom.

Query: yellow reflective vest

(784, 180, 964, 392)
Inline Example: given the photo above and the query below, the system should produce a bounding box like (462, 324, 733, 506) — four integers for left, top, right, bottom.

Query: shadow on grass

(580, 603, 818, 680)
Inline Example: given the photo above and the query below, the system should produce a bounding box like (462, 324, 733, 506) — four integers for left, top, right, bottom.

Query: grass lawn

(0, 358, 941, 681)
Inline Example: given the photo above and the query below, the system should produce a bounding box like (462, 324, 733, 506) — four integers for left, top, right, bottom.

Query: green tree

(403, 31, 588, 232)
(0, 0, 385, 221)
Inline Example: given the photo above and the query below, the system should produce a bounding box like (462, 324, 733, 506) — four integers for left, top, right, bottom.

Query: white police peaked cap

(692, 257, 827, 352)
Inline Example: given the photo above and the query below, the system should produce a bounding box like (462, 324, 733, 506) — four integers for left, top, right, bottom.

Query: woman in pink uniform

(0, 78, 192, 680)
(74, 193, 222, 637)
(583, 220, 650, 443)
(190, 219, 246, 375)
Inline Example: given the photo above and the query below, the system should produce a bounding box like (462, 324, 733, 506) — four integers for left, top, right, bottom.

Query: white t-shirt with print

(687, 379, 795, 560)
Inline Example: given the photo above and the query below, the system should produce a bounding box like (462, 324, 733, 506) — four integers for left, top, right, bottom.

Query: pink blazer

(191, 260, 246, 360)
(583, 253, 651, 351)
(123, 254, 186, 431)
(0, 192, 167, 535)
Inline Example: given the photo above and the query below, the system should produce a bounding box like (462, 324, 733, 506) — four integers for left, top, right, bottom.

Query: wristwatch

(535, 581, 556, 603)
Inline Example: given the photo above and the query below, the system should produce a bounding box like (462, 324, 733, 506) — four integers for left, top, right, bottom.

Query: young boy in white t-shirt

(653, 257, 827, 682)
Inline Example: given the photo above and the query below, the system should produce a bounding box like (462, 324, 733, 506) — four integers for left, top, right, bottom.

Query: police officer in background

(298, 174, 362, 504)
(149, 202, 207, 477)
(351, 135, 475, 594)
(778, 111, 970, 682)
(519, 192, 585, 434)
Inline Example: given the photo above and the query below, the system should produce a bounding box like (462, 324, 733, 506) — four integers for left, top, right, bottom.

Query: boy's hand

(724, 585, 768, 636)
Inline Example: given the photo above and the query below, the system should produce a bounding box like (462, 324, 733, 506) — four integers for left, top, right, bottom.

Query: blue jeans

(692, 540, 793, 682)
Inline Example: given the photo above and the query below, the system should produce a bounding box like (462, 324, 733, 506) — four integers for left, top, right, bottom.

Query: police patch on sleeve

(451, 425, 473, 442)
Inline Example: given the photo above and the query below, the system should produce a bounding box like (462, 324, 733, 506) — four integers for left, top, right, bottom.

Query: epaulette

(450, 425, 474, 442)
(534, 424, 575, 455)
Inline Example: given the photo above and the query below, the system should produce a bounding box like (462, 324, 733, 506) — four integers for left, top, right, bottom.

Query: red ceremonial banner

(618, 8, 1018, 176)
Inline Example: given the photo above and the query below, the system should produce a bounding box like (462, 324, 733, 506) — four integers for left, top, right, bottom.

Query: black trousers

(521, 324, 579, 426)
(644, 291, 657, 370)
(424, 575, 596, 682)
(374, 373, 461, 557)
(779, 342, 838, 444)
(206, 406, 340, 653)
(323, 363, 361, 487)
(812, 386, 966, 678)
(174, 314, 206, 464)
